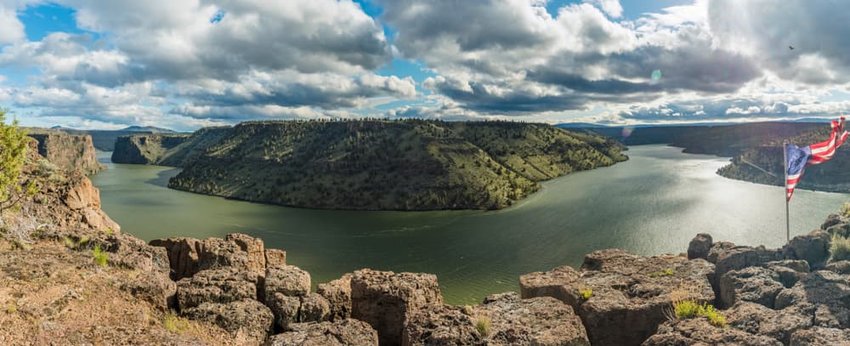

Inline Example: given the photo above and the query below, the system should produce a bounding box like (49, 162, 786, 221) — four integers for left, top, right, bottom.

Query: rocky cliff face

(27, 131, 104, 175)
(111, 134, 190, 164)
(117, 120, 627, 210)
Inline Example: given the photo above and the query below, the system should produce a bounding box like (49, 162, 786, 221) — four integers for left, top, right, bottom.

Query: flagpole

(783, 142, 790, 243)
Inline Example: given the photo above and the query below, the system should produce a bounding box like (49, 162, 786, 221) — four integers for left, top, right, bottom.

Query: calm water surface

(91, 146, 850, 305)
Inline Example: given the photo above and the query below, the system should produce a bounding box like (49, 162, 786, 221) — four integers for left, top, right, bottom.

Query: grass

(841, 202, 850, 218)
(475, 316, 491, 337)
(163, 313, 190, 333)
(579, 288, 593, 300)
(92, 245, 108, 267)
(673, 299, 726, 328)
(831, 234, 850, 261)
(650, 268, 675, 277)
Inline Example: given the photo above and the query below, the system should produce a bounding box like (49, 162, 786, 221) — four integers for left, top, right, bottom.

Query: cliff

(111, 134, 191, 164)
(26, 130, 104, 175)
(717, 126, 850, 193)
(117, 120, 626, 210)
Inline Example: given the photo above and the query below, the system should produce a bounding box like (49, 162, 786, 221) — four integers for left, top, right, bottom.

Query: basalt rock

(713, 245, 783, 280)
(225, 233, 266, 277)
(150, 233, 271, 280)
(726, 302, 814, 344)
(764, 260, 810, 288)
(775, 271, 850, 328)
(317, 274, 352, 321)
(719, 266, 785, 308)
(267, 293, 302, 330)
(28, 131, 104, 175)
(522, 249, 715, 346)
(176, 267, 259, 311)
(265, 319, 379, 346)
(519, 265, 580, 305)
(119, 270, 177, 310)
(264, 265, 311, 298)
(821, 213, 845, 230)
(706, 241, 737, 264)
(825, 260, 850, 274)
(401, 305, 484, 346)
(478, 292, 589, 346)
(298, 293, 331, 323)
(642, 318, 782, 346)
(182, 299, 273, 344)
(789, 326, 850, 346)
(148, 237, 202, 280)
(265, 249, 287, 268)
(350, 269, 443, 346)
(687, 233, 713, 260)
(783, 230, 831, 269)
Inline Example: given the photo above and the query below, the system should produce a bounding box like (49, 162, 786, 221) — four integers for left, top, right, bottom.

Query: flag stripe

(786, 117, 846, 201)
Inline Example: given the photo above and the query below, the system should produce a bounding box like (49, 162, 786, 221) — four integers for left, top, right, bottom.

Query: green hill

(115, 120, 627, 210)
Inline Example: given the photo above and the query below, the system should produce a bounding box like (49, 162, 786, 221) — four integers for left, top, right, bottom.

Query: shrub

(163, 313, 190, 333)
(92, 245, 108, 267)
(842, 202, 850, 218)
(831, 234, 850, 261)
(579, 288, 593, 300)
(673, 299, 726, 328)
(475, 316, 491, 337)
(0, 110, 34, 213)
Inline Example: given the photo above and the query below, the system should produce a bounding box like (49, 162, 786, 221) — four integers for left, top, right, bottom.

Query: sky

(1, 0, 849, 131)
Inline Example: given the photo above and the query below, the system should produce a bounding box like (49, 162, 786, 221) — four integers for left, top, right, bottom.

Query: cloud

(584, 0, 623, 18)
(0, 5, 25, 45)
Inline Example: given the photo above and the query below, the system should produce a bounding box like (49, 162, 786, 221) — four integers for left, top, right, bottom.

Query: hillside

(570, 122, 822, 157)
(717, 126, 850, 192)
(54, 126, 177, 151)
(116, 120, 627, 210)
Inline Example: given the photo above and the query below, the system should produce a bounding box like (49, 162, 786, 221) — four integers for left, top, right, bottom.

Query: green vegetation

(579, 288, 593, 300)
(673, 300, 726, 327)
(650, 268, 675, 277)
(142, 120, 627, 210)
(831, 234, 850, 261)
(475, 316, 492, 337)
(92, 244, 108, 267)
(0, 109, 35, 213)
(163, 313, 191, 333)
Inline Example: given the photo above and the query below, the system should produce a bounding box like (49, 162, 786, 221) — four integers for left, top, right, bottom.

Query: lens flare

(651, 69, 662, 82)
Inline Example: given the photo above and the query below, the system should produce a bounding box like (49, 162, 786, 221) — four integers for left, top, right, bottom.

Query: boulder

(265, 249, 287, 268)
(196, 237, 251, 272)
(714, 245, 783, 280)
(478, 292, 589, 346)
(317, 274, 352, 321)
(401, 305, 483, 346)
(523, 249, 715, 346)
(643, 318, 782, 346)
(687, 233, 713, 260)
(299, 293, 331, 323)
(176, 267, 259, 310)
(148, 237, 202, 280)
(706, 241, 736, 264)
(225, 233, 266, 277)
(726, 302, 813, 344)
(519, 265, 580, 305)
(182, 299, 273, 344)
(264, 265, 311, 298)
(783, 230, 830, 269)
(775, 271, 850, 328)
(825, 260, 850, 274)
(267, 293, 302, 330)
(764, 260, 810, 288)
(350, 269, 443, 346)
(265, 319, 379, 346)
(120, 271, 177, 310)
(789, 326, 850, 346)
(825, 222, 850, 238)
(719, 267, 785, 308)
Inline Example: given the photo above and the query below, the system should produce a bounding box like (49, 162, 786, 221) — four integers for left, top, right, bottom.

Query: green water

(91, 145, 850, 305)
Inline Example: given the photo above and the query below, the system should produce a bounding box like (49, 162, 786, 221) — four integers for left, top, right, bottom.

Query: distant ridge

(120, 125, 176, 133)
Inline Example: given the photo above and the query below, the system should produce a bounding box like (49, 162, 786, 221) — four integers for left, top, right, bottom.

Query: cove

(91, 145, 850, 305)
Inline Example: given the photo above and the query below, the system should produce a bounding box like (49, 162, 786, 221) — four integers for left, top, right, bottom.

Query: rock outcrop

(27, 130, 104, 175)
(111, 134, 189, 164)
(520, 249, 715, 346)
(351, 269, 444, 345)
(265, 319, 379, 346)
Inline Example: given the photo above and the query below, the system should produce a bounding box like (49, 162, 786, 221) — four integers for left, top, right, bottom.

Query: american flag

(785, 117, 848, 201)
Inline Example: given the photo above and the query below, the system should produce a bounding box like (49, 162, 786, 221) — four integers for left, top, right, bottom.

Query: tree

(0, 109, 34, 212)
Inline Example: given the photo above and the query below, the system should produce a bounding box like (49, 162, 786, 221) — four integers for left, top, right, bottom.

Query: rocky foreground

(4, 138, 850, 345)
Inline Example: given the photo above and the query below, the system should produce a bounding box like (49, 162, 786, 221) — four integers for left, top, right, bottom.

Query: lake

(91, 145, 850, 305)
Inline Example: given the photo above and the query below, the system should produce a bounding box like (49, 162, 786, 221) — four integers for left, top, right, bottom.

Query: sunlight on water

(91, 146, 850, 305)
